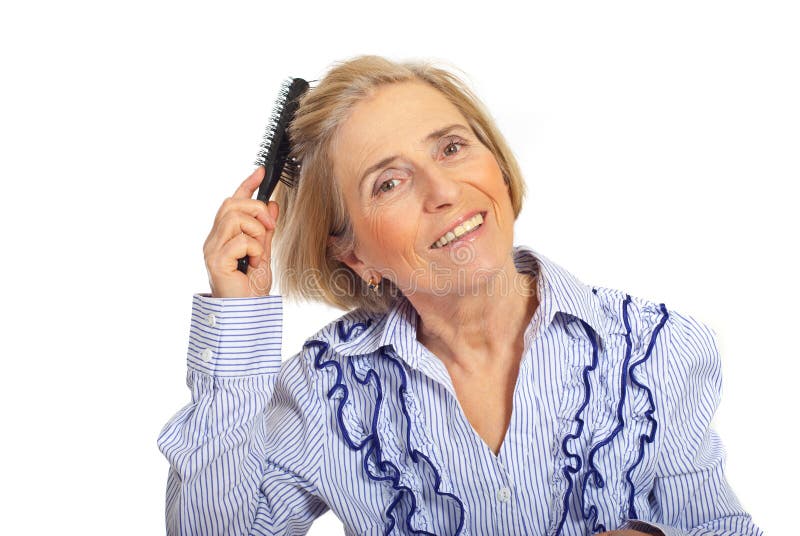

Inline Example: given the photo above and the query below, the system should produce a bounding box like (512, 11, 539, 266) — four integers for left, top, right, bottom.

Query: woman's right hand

(203, 167, 279, 298)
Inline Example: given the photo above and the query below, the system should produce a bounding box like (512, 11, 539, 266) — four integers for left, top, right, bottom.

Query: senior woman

(158, 56, 762, 535)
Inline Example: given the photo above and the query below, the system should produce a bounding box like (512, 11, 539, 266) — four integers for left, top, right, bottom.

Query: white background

(0, 1, 796, 534)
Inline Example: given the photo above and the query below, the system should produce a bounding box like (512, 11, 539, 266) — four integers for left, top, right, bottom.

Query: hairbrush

(237, 77, 309, 275)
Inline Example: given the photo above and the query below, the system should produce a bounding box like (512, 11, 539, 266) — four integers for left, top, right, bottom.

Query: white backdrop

(1, 1, 796, 534)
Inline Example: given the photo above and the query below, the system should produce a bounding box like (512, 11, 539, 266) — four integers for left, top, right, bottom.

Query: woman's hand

(203, 167, 279, 298)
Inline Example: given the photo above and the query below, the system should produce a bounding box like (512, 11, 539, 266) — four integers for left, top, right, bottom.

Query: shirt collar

(521, 246, 607, 343)
(328, 246, 608, 367)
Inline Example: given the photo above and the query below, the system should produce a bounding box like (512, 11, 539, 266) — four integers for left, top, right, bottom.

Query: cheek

(358, 211, 415, 257)
(473, 156, 511, 204)
(473, 157, 515, 232)
(376, 214, 419, 251)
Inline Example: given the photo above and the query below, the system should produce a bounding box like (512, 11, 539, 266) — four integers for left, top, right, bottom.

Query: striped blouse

(158, 246, 762, 536)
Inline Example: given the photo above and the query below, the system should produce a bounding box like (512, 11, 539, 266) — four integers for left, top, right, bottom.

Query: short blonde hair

(272, 55, 526, 315)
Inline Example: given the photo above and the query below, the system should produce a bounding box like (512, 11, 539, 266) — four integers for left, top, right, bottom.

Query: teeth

(432, 213, 484, 249)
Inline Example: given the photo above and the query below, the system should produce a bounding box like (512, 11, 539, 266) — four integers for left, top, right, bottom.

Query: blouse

(158, 245, 763, 535)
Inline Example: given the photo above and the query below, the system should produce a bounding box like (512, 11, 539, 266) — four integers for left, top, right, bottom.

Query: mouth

(430, 211, 487, 249)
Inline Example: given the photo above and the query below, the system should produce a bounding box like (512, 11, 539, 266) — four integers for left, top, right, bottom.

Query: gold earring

(367, 277, 379, 292)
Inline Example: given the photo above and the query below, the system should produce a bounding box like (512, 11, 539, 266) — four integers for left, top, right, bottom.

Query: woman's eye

(444, 142, 461, 156)
(376, 178, 400, 196)
(442, 137, 467, 157)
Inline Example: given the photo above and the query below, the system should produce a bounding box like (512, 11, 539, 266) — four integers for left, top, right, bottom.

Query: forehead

(332, 81, 468, 180)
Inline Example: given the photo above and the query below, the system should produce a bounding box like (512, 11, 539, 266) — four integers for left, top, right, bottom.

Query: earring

(367, 277, 379, 292)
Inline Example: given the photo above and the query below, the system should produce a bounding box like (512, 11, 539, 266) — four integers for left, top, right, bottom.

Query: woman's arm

(645, 311, 762, 536)
(157, 294, 328, 535)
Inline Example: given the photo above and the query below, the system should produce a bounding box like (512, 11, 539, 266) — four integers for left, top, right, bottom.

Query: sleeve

(157, 294, 329, 536)
(644, 310, 763, 536)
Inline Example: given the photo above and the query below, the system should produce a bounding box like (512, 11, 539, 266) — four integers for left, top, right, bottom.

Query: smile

(431, 212, 486, 249)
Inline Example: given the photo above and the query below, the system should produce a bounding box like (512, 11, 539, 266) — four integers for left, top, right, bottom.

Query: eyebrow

(358, 123, 471, 191)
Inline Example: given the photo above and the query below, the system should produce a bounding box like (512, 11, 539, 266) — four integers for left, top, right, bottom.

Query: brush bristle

(254, 79, 294, 168)
(280, 156, 301, 188)
(253, 77, 308, 196)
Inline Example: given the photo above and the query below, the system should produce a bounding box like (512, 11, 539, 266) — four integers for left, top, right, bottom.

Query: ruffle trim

(308, 319, 466, 536)
(623, 303, 668, 519)
(580, 294, 636, 534)
(554, 315, 602, 535)
(555, 291, 668, 534)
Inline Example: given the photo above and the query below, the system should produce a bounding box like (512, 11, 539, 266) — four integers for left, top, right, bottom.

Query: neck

(407, 252, 539, 372)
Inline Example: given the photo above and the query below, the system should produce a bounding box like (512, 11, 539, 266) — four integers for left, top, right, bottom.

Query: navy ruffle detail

(309, 319, 465, 536)
(577, 295, 669, 529)
(624, 303, 668, 519)
(554, 317, 602, 536)
(578, 294, 634, 532)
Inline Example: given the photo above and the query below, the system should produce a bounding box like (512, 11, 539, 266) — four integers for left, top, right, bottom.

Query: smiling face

(332, 81, 517, 297)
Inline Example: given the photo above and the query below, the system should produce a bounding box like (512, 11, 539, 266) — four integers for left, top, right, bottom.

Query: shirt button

(206, 313, 217, 327)
(496, 486, 512, 503)
(200, 348, 214, 362)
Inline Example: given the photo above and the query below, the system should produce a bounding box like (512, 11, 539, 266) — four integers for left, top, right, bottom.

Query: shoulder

(592, 285, 722, 403)
(592, 286, 669, 341)
(592, 286, 719, 357)
(278, 305, 388, 384)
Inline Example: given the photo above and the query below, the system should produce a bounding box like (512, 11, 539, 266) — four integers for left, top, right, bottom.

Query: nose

(420, 164, 462, 213)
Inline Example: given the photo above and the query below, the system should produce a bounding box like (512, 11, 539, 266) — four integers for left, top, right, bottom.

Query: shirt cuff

(187, 293, 283, 377)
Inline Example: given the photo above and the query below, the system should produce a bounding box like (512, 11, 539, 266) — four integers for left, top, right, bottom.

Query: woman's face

(332, 81, 516, 296)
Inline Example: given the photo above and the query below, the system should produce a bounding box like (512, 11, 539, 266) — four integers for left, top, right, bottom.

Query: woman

(158, 56, 762, 535)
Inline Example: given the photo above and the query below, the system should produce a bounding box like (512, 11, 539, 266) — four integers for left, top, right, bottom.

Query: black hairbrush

(237, 77, 309, 275)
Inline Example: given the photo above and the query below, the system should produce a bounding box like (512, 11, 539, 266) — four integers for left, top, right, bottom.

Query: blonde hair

(272, 55, 526, 315)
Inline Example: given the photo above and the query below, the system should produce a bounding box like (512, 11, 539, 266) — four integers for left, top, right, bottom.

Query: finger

(216, 232, 265, 273)
(214, 198, 276, 231)
(206, 212, 269, 259)
(232, 166, 265, 200)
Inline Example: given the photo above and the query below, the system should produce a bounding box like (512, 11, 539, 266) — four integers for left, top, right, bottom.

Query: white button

(200, 348, 214, 362)
(206, 313, 217, 327)
(496, 486, 512, 503)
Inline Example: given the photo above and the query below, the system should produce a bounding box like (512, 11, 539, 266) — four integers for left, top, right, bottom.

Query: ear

(340, 249, 369, 278)
(328, 235, 370, 280)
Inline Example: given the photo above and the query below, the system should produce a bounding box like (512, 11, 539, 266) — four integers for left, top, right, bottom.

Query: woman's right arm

(157, 294, 328, 535)
(157, 169, 328, 534)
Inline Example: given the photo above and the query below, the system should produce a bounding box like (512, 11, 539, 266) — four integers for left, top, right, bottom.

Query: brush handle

(237, 255, 250, 275)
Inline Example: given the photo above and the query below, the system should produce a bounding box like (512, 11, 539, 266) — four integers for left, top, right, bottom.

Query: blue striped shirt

(158, 246, 762, 535)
